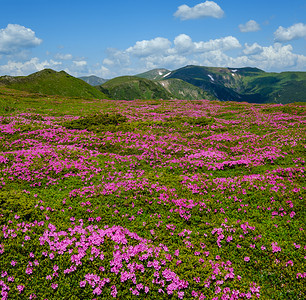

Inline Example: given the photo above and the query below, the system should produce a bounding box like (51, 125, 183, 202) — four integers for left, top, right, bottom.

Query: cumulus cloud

(140, 54, 193, 71)
(103, 48, 130, 67)
(239, 20, 261, 32)
(174, 34, 241, 54)
(94, 65, 112, 78)
(0, 58, 61, 76)
(99, 34, 242, 76)
(274, 23, 306, 42)
(194, 36, 241, 52)
(98, 34, 306, 75)
(174, 1, 224, 20)
(247, 43, 299, 70)
(126, 37, 171, 57)
(0, 24, 42, 55)
(243, 43, 263, 55)
(174, 34, 194, 53)
(54, 53, 73, 60)
(5, 32, 305, 78)
(227, 43, 306, 70)
(73, 60, 87, 67)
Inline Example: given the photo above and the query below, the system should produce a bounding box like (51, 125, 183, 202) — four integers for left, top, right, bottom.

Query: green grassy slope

(165, 65, 306, 103)
(97, 76, 173, 100)
(157, 78, 217, 100)
(243, 72, 306, 104)
(0, 69, 108, 99)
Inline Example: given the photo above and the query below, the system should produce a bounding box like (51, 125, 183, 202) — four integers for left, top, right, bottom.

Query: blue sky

(0, 0, 306, 78)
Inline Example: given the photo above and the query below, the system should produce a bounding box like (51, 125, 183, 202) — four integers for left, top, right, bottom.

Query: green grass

(98, 76, 173, 100)
(0, 87, 305, 299)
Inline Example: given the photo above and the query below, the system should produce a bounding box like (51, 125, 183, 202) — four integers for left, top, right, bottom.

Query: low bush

(0, 190, 40, 224)
(63, 113, 128, 131)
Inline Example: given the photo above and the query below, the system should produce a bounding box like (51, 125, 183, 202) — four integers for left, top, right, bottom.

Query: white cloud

(54, 53, 73, 60)
(216, 43, 306, 71)
(194, 36, 241, 52)
(247, 43, 300, 70)
(5, 33, 305, 78)
(174, 1, 224, 20)
(126, 37, 171, 57)
(174, 34, 241, 54)
(239, 20, 261, 32)
(98, 34, 306, 75)
(99, 34, 242, 76)
(0, 24, 42, 55)
(274, 23, 306, 42)
(243, 43, 263, 55)
(140, 54, 192, 71)
(103, 48, 130, 67)
(102, 58, 115, 66)
(95, 65, 112, 78)
(174, 34, 194, 53)
(0, 58, 61, 76)
(73, 60, 87, 67)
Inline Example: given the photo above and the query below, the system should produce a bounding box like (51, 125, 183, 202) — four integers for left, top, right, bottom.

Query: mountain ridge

(1, 66, 305, 103)
(163, 65, 306, 103)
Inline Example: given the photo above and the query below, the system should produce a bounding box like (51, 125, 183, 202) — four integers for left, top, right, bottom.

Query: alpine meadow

(0, 0, 306, 299)
(0, 84, 305, 299)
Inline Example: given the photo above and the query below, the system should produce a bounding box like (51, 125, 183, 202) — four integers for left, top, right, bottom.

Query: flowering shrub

(0, 97, 305, 299)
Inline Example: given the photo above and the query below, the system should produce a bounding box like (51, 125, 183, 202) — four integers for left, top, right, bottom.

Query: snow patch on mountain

(208, 74, 214, 81)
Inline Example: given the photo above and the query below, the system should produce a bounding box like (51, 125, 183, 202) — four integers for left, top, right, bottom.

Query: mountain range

(0, 66, 305, 103)
(160, 65, 306, 104)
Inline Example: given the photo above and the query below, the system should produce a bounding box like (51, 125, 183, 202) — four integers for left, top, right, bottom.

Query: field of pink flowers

(0, 95, 305, 299)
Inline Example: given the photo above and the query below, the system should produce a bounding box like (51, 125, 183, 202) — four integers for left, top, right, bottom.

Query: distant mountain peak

(78, 75, 108, 86)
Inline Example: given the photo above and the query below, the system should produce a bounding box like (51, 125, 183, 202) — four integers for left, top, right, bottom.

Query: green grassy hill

(0, 69, 108, 99)
(96, 76, 173, 100)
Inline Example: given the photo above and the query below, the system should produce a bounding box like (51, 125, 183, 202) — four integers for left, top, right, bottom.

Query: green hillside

(97, 76, 173, 100)
(243, 71, 306, 104)
(157, 78, 217, 100)
(165, 65, 306, 103)
(0, 69, 108, 99)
